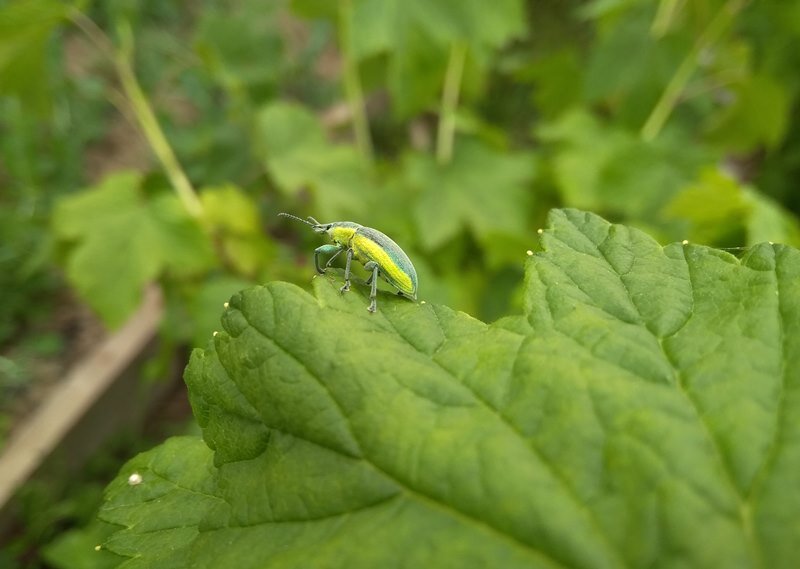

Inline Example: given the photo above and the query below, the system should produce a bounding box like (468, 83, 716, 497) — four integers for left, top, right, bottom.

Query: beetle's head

(308, 217, 334, 235)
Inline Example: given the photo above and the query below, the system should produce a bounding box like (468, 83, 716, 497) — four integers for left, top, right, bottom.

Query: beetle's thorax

(328, 222, 361, 246)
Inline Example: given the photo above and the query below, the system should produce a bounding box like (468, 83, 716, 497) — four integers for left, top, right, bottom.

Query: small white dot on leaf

(526, 250, 533, 256)
(212, 331, 218, 337)
(537, 228, 543, 235)
(95, 545, 102, 552)
(769, 241, 774, 245)
(682, 240, 689, 245)
(223, 302, 229, 308)
(128, 473, 143, 486)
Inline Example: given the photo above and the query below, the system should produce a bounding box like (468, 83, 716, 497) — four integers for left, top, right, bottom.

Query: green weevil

(279, 213, 418, 313)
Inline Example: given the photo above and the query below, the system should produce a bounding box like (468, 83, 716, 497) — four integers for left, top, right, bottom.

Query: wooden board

(0, 286, 163, 510)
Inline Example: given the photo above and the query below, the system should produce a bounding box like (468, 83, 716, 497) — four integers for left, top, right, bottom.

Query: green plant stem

(651, 0, 684, 38)
(436, 42, 467, 165)
(338, 0, 373, 165)
(115, 23, 203, 218)
(69, 12, 203, 219)
(641, 0, 748, 142)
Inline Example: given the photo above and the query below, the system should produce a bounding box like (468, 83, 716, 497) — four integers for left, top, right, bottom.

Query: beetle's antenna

(278, 212, 316, 227)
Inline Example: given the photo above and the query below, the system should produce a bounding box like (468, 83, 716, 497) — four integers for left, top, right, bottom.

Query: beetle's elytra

(279, 213, 418, 313)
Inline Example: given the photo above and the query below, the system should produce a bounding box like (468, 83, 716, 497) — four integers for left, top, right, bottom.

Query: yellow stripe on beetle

(350, 234, 415, 296)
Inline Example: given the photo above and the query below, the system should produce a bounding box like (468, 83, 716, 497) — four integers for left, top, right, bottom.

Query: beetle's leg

(364, 261, 379, 312)
(314, 244, 341, 274)
(340, 248, 354, 293)
(325, 248, 344, 269)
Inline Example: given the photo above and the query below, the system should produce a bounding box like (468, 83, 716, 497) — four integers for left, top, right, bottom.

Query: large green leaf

(100, 209, 800, 568)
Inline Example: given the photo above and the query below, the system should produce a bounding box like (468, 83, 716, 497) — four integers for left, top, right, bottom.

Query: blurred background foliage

(1, 0, 800, 566)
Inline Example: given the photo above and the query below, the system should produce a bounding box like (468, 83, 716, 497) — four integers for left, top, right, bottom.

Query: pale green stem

(641, 0, 748, 142)
(651, 0, 684, 38)
(436, 42, 467, 165)
(115, 23, 203, 218)
(69, 11, 203, 218)
(338, 0, 373, 164)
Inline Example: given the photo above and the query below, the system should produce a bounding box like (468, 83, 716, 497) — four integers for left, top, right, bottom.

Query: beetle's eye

(326, 225, 332, 230)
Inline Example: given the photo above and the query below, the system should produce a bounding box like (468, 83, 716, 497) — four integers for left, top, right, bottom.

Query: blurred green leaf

(598, 135, 708, 218)
(526, 49, 583, 118)
(257, 101, 371, 220)
(415, 0, 526, 49)
(538, 110, 629, 211)
(0, 355, 24, 391)
(742, 188, 800, 247)
(376, 23, 448, 119)
(0, 0, 68, 112)
(289, 0, 338, 20)
(738, 3, 800, 93)
(663, 167, 749, 244)
(409, 138, 534, 251)
(705, 74, 790, 152)
(200, 185, 274, 277)
(539, 110, 712, 222)
(665, 168, 800, 247)
(200, 185, 261, 235)
(193, 2, 283, 101)
(186, 275, 253, 349)
(345, 0, 525, 117)
(0, 199, 56, 343)
(150, 194, 217, 278)
(350, 0, 525, 58)
(53, 172, 216, 327)
(100, 209, 800, 568)
(583, 3, 687, 127)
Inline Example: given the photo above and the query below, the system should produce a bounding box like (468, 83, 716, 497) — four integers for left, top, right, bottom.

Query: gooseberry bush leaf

(100, 209, 800, 568)
(256, 102, 372, 221)
(53, 172, 216, 327)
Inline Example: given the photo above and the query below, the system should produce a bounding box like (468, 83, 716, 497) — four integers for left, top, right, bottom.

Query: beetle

(278, 213, 418, 312)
